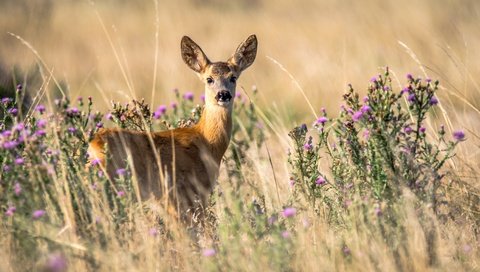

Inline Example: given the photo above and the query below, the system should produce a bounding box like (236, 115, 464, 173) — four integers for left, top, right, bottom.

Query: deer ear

(181, 36, 210, 73)
(228, 35, 257, 72)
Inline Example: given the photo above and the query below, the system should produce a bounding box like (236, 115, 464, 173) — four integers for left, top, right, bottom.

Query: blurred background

(1, 0, 480, 122)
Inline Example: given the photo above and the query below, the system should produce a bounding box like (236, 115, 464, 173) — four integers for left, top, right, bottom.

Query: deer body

(88, 35, 257, 223)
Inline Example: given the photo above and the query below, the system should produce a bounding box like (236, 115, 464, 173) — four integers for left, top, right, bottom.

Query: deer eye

(230, 76, 237, 83)
(206, 77, 214, 84)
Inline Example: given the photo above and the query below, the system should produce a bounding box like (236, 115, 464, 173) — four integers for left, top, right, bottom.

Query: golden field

(1, 0, 479, 271)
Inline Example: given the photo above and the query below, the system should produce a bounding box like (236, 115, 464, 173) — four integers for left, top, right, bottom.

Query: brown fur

(88, 35, 257, 224)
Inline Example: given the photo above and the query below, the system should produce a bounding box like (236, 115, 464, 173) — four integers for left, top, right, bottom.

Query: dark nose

(215, 90, 232, 102)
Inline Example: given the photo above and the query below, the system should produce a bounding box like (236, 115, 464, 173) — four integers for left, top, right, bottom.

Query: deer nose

(215, 90, 232, 102)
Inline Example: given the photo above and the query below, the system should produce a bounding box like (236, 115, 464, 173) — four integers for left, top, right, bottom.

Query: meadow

(1, 0, 479, 271)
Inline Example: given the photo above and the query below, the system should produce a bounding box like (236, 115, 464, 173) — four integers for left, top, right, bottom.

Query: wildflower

(429, 96, 438, 105)
(14, 157, 24, 165)
(149, 228, 158, 237)
(1, 130, 12, 138)
(321, 107, 327, 114)
(303, 143, 313, 151)
(91, 158, 101, 166)
(404, 126, 413, 134)
(268, 215, 278, 225)
(407, 93, 416, 102)
(67, 127, 77, 134)
(1, 97, 12, 104)
(352, 111, 363, 122)
(374, 207, 382, 216)
(406, 73, 414, 80)
(116, 168, 126, 176)
(360, 105, 371, 113)
(282, 207, 296, 218)
(158, 105, 167, 114)
(315, 116, 328, 125)
(281, 231, 291, 239)
(8, 108, 18, 116)
(3, 140, 18, 150)
(401, 87, 409, 95)
(117, 191, 125, 197)
(370, 76, 377, 83)
(35, 105, 46, 114)
(66, 107, 79, 116)
(183, 92, 194, 101)
(362, 96, 369, 103)
(383, 86, 390, 91)
(32, 210, 46, 220)
(3, 165, 11, 172)
(95, 122, 103, 129)
(5, 206, 16, 217)
(105, 112, 113, 120)
(419, 126, 426, 133)
(426, 78, 432, 83)
(315, 176, 326, 186)
(342, 246, 351, 256)
(453, 130, 465, 141)
(170, 102, 177, 109)
(37, 119, 48, 128)
(202, 248, 216, 257)
(363, 129, 370, 140)
(45, 253, 68, 272)
(35, 130, 46, 137)
(289, 177, 295, 187)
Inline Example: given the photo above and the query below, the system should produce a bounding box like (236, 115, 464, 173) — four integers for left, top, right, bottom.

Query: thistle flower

(183, 92, 194, 101)
(303, 143, 313, 151)
(67, 127, 77, 134)
(315, 116, 328, 125)
(37, 119, 48, 128)
(315, 176, 326, 186)
(5, 206, 16, 217)
(116, 168, 126, 176)
(117, 190, 125, 197)
(202, 248, 216, 257)
(404, 126, 413, 134)
(149, 228, 158, 237)
(32, 210, 46, 220)
(429, 96, 438, 105)
(171, 102, 177, 109)
(281, 231, 291, 239)
(35, 105, 46, 114)
(8, 108, 18, 116)
(3, 140, 18, 150)
(14, 157, 24, 165)
(407, 94, 416, 102)
(360, 105, 371, 113)
(2, 97, 12, 104)
(453, 130, 465, 141)
(282, 207, 296, 218)
(370, 76, 377, 83)
(352, 111, 363, 122)
(419, 126, 426, 133)
(45, 253, 68, 272)
(406, 73, 414, 80)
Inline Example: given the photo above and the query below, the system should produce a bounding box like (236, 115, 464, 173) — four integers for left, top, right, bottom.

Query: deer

(88, 35, 258, 225)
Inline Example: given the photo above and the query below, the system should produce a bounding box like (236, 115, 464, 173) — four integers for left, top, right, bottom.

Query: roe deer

(88, 35, 257, 224)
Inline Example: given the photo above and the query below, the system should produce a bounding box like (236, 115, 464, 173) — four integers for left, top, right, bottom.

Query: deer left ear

(228, 35, 257, 73)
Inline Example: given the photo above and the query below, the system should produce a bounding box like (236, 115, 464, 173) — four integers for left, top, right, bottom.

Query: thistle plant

(288, 68, 465, 218)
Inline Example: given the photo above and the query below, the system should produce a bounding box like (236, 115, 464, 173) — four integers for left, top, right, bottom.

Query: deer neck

(195, 103, 233, 163)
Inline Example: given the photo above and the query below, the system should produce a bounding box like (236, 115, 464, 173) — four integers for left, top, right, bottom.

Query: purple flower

(343, 246, 351, 256)
(37, 119, 48, 128)
(419, 126, 426, 133)
(96, 122, 103, 129)
(202, 248, 216, 257)
(453, 130, 465, 141)
(362, 96, 369, 103)
(383, 86, 390, 91)
(149, 228, 158, 237)
(426, 78, 432, 83)
(268, 215, 278, 225)
(401, 87, 409, 95)
(171, 102, 177, 109)
(289, 178, 295, 187)
(370, 76, 377, 83)
(157, 105, 167, 114)
(91, 158, 101, 166)
(374, 207, 382, 216)
(3, 141, 18, 150)
(35, 130, 46, 137)
(316, 116, 328, 125)
(66, 107, 79, 116)
(183, 92, 194, 101)
(45, 253, 68, 272)
(2, 97, 12, 104)
(3, 165, 11, 172)
(281, 231, 291, 239)
(282, 207, 297, 218)
(67, 127, 77, 134)
(5, 206, 16, 217)
(117, 190, 125, 197)
(35, 105, 46, 114)
(14, 157, 24, 165)
(429, 96, 438, 105)
(360, 105, 371, 113)
(116, 168, 126, 176)
(2, 130, 12, 138)
(407, 93, 416, 102)
(404, 126, 413, 134)
(406, 73, 414, 80)
(315, 176, 326, 186)
(363, 129, 370, 140)
(14, 182, 22, 196)
(303, 143, 313, 151)
(352, 111, 363, 122)
(32, 210, 46, 220)
(8, 108, 18, 116)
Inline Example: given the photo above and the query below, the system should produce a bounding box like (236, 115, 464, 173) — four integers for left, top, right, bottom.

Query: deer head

(181, 35, 257, 108)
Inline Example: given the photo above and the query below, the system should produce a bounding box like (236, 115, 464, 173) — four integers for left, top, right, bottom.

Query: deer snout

(215, 90, 232, 103)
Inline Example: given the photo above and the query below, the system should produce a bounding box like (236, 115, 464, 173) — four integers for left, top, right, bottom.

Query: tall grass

(1, 1, 480, 271)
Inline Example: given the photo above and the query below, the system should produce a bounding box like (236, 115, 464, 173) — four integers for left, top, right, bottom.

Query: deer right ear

(181, 36, 210, 73)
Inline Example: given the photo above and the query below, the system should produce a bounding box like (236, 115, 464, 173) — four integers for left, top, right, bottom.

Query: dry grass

(1, 0, 479, 271)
